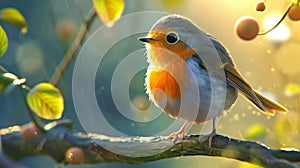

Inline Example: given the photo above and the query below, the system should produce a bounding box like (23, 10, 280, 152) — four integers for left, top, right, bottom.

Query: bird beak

(138, 37, 157, 43)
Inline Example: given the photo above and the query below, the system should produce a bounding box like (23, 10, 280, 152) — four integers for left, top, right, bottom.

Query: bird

(138, 14, 287, 146)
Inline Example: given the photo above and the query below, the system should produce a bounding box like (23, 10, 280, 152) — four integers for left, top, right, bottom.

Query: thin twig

(258, 3, 293, 35)
(50, 8, 97, 85)
(0, 65, 8, 73)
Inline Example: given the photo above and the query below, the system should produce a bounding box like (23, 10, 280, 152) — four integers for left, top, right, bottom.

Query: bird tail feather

(254, 90, 288, 115)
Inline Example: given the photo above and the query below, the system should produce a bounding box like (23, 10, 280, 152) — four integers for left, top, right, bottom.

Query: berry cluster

(235, 1, 300, 40)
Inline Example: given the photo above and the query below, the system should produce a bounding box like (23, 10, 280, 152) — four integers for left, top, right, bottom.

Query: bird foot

(168, 130, 187, 143)
(167, 121, 190, 143)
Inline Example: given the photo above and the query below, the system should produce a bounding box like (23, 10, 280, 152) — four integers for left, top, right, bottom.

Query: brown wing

(224, 63, 287, 114)
(224, 64, 265, 111)
(197, 34, 287, 114)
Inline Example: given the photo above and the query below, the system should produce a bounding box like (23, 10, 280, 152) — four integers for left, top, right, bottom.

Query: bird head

(139, 14, 205, 67)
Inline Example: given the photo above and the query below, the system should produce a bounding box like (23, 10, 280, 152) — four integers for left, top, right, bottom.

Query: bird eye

(165, 32, 179, 44)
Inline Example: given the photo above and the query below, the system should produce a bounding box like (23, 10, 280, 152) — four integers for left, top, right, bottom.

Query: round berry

(288, 5, 300, 21)
(65, 147, 85, 164)
(235, 17, 259, 40)
(256, 2, 266, 12)
(20, 122, 40, 140)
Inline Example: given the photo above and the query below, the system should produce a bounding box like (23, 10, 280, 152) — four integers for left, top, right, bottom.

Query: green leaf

(0, 7, 28, 33)
(0, 26, 8, 58)
(26, 83, 64, 120)
(244, 124, 266, 140)
(93, 0, 125, 27)
(0, 72, 25, 94)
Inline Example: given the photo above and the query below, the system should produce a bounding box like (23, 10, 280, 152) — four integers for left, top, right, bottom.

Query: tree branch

(1, 120, 299, 167)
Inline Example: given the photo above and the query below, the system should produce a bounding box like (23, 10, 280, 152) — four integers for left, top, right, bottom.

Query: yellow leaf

(0, 8, 28, 33)
(26, 83, 64, 120)
(0, 26, 8, 58)
(93, 0, 125, 27)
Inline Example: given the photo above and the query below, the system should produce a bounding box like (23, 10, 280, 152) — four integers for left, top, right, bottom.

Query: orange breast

(148, 69, 181, 98)
(147, 60, 190, 100)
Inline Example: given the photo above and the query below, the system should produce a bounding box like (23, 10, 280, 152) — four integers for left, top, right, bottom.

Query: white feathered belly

(146, 58, 238, 123)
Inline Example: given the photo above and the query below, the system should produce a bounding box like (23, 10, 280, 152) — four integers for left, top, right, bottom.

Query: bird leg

(168, 121, 190, 143)
(208, 118, 216, 148)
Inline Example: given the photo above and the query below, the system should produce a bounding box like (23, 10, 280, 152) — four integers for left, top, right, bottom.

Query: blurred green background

(0, 0, 299, 167)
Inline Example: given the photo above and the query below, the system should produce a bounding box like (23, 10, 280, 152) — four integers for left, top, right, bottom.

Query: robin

(138, 14, 287, 145)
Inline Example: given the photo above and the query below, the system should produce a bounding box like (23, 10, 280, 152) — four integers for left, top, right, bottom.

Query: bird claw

(168, 130, 187, 143)
(167, 121, 190, 144)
